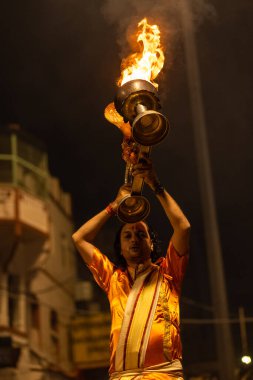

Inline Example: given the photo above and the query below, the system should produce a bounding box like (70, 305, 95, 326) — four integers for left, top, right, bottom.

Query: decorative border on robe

(115, 267, 163, 371)
(160, 281, 172, 362)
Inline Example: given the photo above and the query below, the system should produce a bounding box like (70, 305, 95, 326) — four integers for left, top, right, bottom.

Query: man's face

(120, 222, 153, 266)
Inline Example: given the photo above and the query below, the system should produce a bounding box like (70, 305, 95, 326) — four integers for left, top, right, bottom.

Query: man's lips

(130, 246, 140, 251)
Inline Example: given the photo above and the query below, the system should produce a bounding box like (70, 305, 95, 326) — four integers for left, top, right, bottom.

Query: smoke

(101, 0, 216, 60)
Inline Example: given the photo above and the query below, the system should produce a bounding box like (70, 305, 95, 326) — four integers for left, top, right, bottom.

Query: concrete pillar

(0, 271, 9, 326)
(179, 1, 236, 378)
(16, 275, 27, 333)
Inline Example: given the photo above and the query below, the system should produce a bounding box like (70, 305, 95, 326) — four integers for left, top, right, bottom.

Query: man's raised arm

(132, 155, 191, 256)
(72, 185, 131, 264)
(154, 189, 190, 256)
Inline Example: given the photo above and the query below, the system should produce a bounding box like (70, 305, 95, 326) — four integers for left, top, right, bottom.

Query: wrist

(146, 175, 160, 191)
(153, 182, 165, 195)
(105, 203, 117, 216)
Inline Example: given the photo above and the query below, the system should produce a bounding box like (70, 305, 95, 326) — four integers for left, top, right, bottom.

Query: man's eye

(138, 231, 147, 238)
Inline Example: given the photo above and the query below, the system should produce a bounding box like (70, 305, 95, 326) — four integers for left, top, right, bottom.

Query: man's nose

(131, 233, 139, 242)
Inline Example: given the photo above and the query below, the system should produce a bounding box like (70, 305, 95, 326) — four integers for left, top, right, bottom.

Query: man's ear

(151, 242, 154, 251)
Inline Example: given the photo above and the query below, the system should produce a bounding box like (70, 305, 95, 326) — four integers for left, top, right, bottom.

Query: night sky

(0, 0, 252, 361)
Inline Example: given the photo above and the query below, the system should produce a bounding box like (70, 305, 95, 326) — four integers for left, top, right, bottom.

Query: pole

(239, 307, 248, 355)
(178, 1, 236, 379)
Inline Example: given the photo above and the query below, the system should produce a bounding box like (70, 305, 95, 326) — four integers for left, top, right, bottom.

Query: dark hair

(113, 222, 162, 269)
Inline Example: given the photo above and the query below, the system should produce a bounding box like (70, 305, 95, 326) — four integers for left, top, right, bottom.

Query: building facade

(0, 125, 77, 380)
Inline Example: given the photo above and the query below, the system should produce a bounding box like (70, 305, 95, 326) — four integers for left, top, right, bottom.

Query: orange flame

(104, 102, 131, 139)
(118, 18, 164, 88)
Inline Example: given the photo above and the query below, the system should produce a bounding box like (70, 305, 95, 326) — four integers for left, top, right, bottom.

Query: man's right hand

(111, 184, 132, 212)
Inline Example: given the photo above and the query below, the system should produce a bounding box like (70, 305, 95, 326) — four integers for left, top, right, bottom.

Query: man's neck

(127, 258, 152, 281)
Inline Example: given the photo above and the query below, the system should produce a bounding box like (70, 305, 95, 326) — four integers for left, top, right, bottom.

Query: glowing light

(118, 18, 164, 88)
(104, 102, 131, 139)
(241, 355, 252, 365)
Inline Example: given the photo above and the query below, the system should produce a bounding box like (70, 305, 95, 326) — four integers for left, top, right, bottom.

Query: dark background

(0, 0, 252, 372)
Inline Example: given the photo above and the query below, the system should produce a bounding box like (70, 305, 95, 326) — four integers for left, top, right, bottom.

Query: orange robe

(88, 241, 188, 379)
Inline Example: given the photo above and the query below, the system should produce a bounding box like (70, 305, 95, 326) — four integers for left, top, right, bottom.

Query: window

(50, 310, 58, 332)
(30, 296, 40, 330)
(50, 309, 59, 361)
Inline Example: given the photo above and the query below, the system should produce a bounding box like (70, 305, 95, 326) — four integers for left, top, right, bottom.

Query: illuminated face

(120, 222, 153, 266)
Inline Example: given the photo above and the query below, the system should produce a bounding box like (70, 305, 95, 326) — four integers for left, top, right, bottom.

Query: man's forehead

(122, 222, 148, 232)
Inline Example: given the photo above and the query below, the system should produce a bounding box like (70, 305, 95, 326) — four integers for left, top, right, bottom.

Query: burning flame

(104, 102, 131, 139)
(105, 18, 164, 139)
(118, 18, 164, 88)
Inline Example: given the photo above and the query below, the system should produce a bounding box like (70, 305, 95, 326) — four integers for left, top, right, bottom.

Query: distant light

(241, 355, 252, 365)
